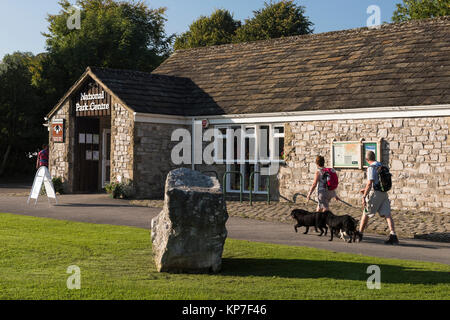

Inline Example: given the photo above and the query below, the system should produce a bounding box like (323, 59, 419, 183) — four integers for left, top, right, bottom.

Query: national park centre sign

(73, 80, 112, 117)
(75, 91, 110, 112)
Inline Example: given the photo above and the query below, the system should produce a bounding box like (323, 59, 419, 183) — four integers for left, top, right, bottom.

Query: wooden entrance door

(75, 118, 100, 192)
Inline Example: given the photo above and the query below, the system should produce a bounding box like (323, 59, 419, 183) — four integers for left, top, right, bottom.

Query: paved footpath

(1, 191, 449, 265)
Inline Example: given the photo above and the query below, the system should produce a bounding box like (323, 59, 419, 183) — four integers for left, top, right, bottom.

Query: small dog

(290, 209, 328, 236)
(324, 211, 360, 243)
(336, 216, 359, 241)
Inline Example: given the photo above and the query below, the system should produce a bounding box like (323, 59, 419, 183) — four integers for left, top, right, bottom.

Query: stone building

(47, 17, 450, 212)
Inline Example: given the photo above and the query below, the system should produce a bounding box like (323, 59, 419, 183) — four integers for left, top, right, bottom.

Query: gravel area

(130, 199, 450, 243)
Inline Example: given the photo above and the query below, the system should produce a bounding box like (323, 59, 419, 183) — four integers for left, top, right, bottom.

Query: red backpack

(321, 168, 339, 191)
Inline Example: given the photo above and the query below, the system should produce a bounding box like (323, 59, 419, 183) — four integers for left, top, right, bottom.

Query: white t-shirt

(367, 161, 381, 190)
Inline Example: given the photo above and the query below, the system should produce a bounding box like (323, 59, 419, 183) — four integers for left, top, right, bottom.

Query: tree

(0, 52, 41, 177)
(392, 0, 450, 23)
(174, 9, 241, 50)
(234, 0, 313, 43)
(34, 0, 173, 110)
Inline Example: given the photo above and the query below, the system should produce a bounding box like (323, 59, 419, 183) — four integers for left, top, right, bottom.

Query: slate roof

(48, 17, 450, 118)
(152, 16, 450, 116)
(89, 67, 196, 115)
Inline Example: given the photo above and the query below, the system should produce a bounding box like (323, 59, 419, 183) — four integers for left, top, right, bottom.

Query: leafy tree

(34, 0, 173, 110)
(234, 0, 313, 43)
(392, 0, 450, 23)
(0, 52, 42, 177)
(174, 9, 241, 50)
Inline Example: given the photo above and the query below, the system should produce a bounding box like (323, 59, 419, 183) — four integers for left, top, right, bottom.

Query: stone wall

(133, 122, 190, 198)
(279, 117, 449, 213)
(48, 100, 74, 193)
(110, 103, 134, 184)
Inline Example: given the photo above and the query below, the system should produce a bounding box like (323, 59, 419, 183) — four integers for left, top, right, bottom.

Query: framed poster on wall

(363, 141, 381, 167)
(331, 141, 362, 169)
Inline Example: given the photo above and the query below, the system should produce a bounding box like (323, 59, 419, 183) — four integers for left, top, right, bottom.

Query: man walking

(358, 151, 399, 245)
(36, 144, 49, 169)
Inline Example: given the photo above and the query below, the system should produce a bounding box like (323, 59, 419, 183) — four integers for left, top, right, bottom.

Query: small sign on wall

(52, 119, 64, 143)
(362, 141, 381, 167)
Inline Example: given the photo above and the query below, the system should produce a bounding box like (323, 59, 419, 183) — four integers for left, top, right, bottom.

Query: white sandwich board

(27, 166, 58, 205)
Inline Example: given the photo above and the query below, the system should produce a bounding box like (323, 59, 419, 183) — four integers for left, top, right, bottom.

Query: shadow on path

(360, 235, 443, 250)
(55, 203, 139, 208)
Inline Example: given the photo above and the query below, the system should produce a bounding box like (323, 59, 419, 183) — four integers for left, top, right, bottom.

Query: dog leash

(337, 199, 355, 208)
(294, 192, 355, 208)
(293, 192, 318, 204)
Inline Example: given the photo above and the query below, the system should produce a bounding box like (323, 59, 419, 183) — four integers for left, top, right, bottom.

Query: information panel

(332, 141, 362, 168)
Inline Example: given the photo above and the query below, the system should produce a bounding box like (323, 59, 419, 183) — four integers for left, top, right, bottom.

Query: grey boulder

(151, 168, 228, 273)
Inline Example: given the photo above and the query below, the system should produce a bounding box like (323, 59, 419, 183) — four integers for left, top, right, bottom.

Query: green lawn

(0, 212, 449, 300)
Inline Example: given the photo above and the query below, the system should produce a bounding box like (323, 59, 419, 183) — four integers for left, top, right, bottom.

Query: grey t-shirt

(367, 161, 381, 190)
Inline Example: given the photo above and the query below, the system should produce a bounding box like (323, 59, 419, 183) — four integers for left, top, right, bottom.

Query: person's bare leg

(386, 217, 396, 233)
(359, 212, 369, 233)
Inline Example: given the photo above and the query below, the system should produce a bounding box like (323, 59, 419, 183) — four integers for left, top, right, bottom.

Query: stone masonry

(110, 103, 134, 184)
(48, 100, 74, 193)
(133, 122, 190, 198)
(279, 117, 450, 213)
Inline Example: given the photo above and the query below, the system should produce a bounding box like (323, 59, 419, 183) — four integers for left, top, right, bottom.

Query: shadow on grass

(221, 258, 450, 285)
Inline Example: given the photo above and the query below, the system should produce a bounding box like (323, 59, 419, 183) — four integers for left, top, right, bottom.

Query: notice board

(331, 141, 362, 168)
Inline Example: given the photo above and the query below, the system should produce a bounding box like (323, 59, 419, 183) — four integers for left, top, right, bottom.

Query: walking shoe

(384, 234, 399, 245)
(392, 234, 399, 245)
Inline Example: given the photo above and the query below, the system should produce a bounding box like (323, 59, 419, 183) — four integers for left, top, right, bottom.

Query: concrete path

(1, 191, 449, 265)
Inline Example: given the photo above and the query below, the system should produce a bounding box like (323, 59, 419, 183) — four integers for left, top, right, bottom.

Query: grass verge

(0, 213, 448, 299)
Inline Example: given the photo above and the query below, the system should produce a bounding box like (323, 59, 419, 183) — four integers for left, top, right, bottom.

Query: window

(215, 124, 285, 193)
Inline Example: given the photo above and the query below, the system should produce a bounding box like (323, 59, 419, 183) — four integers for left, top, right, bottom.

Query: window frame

(213, 123, 285, 194)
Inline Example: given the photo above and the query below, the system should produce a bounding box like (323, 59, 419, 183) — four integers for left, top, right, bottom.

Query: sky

(0, 0, 402, 58)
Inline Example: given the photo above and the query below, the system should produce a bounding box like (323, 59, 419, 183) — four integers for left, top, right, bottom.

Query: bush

(52, 177, 64, 194)
(40, 176, 64, 195)
(105, 180, 134, 199)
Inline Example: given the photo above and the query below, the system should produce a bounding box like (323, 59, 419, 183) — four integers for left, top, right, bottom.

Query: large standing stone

(151, 168, 228, 273)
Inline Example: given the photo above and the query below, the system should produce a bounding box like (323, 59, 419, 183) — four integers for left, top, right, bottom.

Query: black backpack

(372, 165, 392, 192)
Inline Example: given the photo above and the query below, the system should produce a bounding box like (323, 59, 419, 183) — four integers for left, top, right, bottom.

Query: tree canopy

(34, 0, 173, 109)
(392, 0, 450, 23)
(174, 1, 314, 50)
(174, 9, 241, 50)
(234, 0, 313, 43)
(0, 52, 41, 176)
(1, 0, 174, 177)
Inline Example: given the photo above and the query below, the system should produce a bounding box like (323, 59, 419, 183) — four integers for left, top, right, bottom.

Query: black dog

(290, 209, 328, 236)
(323, 211, 360, 243)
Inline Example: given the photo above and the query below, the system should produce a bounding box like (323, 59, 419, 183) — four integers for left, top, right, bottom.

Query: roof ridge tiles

(171, 16, 450, 54)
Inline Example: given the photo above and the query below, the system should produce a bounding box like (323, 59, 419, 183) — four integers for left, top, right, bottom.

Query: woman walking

(306, 155, 340, 212)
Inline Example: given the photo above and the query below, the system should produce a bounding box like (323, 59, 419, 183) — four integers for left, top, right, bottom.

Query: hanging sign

(52, 119, 64, 143)
(27, 166, 58, 205)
